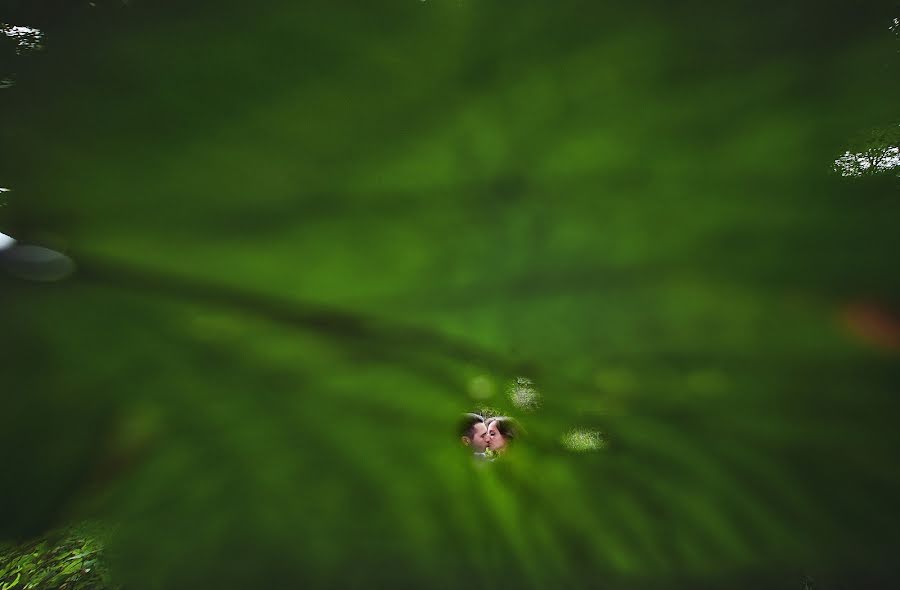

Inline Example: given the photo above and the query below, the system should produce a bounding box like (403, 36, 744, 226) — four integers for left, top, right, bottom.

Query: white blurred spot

(0, 232, 15, 250)
(0, 244, 75, 281)
(507, 376, 541, 411)
(561, 429, 607, 452)
(1, 24, 44, 54)
(833, 146, 900, 176)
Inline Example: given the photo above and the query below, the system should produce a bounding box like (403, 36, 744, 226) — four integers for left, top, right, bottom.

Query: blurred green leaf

(1, 1, 899, 589)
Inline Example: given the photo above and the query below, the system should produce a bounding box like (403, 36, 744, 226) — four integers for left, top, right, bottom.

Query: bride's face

(486, 420, 507, 452)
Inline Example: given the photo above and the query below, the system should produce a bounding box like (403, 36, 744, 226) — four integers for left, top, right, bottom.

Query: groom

(458, 413, 489, 458)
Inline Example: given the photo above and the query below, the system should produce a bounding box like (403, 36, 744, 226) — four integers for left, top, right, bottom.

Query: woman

(485, 416, 520, 455)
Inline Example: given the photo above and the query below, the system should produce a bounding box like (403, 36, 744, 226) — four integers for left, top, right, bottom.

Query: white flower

(561, 429, 607, 452)
(507, 376, 541, 411)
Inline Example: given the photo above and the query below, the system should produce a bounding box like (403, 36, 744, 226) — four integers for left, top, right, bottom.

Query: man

(458, 413, 489, 458)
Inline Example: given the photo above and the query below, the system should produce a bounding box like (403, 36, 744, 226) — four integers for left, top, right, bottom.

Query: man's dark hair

(458, 413, 485, 438)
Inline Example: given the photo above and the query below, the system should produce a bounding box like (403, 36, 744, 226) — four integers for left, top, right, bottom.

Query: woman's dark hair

(486, 416, 521, 441)
(458, 413, 485, 438)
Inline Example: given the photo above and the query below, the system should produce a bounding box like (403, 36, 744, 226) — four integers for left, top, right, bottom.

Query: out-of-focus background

(1, 1, 899, 588)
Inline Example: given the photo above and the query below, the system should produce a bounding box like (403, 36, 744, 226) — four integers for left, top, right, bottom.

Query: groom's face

(467, 422, 489, 453)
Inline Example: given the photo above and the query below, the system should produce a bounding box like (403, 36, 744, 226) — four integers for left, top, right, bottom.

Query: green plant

(0, 524, 117, 590)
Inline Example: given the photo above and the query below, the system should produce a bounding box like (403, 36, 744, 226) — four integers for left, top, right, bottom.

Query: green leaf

(1, 572, 21, 590)
(1, 2, 899, 589)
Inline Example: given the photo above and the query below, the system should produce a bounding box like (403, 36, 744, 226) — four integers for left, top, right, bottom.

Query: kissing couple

(459, 413, 520, 460)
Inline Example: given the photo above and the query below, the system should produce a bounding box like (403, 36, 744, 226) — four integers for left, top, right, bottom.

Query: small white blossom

(561, 429, 607, 452)
(507, 376, 541, 411)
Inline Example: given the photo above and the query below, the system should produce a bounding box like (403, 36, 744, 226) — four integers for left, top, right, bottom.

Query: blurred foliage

(1, 1, 899, 589)
(832, 123, 900, 176)
(0, 523, 116, 590)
